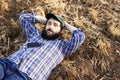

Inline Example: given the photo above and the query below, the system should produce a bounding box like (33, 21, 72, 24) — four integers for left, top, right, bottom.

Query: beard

(41, 29, 60, 40)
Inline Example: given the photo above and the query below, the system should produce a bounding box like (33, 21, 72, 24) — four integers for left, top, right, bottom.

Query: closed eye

(47, 21, 51, 25)
(54, 22, 58, 27)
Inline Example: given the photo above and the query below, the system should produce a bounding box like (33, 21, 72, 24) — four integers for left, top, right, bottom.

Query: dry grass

(0, 0, 120, 80)
(108, 21, 120, 41)
(0, 0, 9, 12)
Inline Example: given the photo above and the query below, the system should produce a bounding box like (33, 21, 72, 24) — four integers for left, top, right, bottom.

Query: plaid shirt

(7, 12, 85, 80)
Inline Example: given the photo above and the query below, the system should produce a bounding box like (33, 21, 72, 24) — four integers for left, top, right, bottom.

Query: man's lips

(47, 29, 53, 34)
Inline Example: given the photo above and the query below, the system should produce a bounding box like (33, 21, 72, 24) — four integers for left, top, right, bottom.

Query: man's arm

(19, 12, 41, 39)
(34, 15, 47, 24)
(64, 21, 77, 33)
(62, 28, 85, 56)
(61, 21, 85, 56)
(35, 14, 78, 32)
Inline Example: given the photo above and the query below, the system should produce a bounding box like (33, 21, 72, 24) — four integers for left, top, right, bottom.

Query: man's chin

(41, 30, 60, 40)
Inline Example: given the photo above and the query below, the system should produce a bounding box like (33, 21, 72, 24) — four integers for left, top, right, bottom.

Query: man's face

(41, 18, 61, 40)
(45, 18, 61, 36)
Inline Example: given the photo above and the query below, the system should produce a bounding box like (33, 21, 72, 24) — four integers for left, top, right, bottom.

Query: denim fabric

(0, 58, 31, 80)
(0, 64, 4, 79)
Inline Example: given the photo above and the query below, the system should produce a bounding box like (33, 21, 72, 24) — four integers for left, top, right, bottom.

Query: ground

(0, 0, 120, 80)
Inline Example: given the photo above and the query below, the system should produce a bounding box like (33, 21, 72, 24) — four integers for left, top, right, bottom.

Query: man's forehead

(47, 18, 61, 24)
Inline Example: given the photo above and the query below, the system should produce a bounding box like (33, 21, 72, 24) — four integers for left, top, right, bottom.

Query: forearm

(19, 12, 39, 24)
(34, 15, 47, 24)
(64, 21, 77, 33)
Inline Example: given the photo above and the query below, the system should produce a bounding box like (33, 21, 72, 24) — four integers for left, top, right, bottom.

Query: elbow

(19, 12, 29, 21)
(19, 13, 25, 21)
(81, 32, 85, 42)
(74, 29, 85, 43)
(78, 31, 85, 45)
(80, 32, 85, 45)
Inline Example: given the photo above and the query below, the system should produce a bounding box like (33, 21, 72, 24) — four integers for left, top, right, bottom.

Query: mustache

(46, 28, 53, 32)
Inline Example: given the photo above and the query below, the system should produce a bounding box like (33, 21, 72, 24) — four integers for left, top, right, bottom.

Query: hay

(0, 0, 120, 79)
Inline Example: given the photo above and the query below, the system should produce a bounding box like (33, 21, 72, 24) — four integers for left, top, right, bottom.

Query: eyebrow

(47, 20, 59, 24)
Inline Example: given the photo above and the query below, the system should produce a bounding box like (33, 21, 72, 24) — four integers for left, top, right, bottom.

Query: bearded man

(0, 12, 85, 80)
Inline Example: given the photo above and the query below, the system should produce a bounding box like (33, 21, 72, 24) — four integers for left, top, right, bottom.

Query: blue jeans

(0, 58, 31, 80)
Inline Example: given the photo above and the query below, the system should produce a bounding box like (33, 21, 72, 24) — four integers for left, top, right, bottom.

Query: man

(0, 12, 85, 80)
